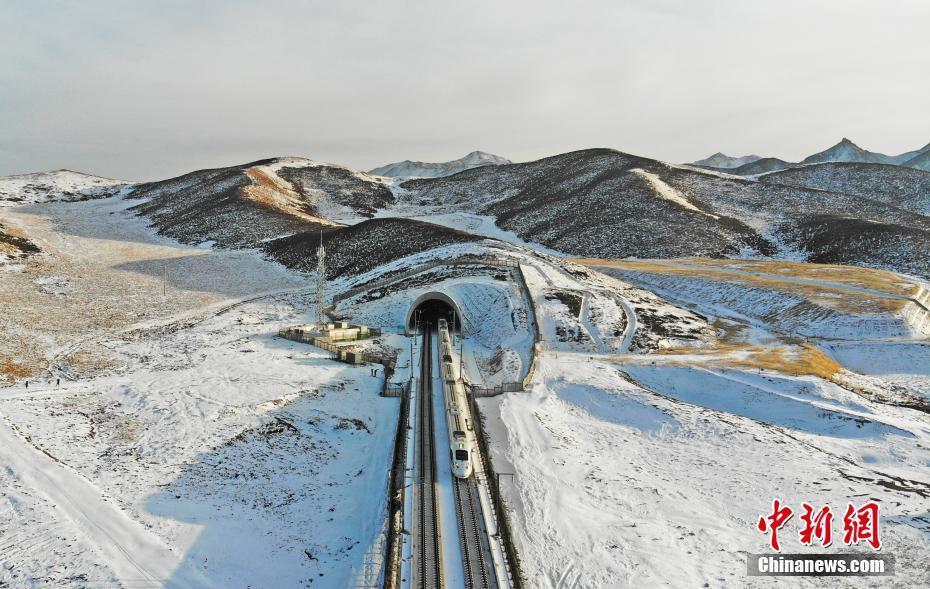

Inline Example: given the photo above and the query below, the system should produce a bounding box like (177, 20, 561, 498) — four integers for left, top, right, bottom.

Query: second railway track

(453, 476, 495, 589)
(416, 326, 443, 589)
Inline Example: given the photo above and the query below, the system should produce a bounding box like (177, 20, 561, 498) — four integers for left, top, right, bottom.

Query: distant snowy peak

(901, 144, 930, 170)
(886, 141, 929, 164)
(690, 152, 763, 169)
(799, 138, 930, 167)
(695, 139, 930, 175)
(800, 138, 890, 165)
(0, 169, 129, 207)
(370, 150, 511, 178)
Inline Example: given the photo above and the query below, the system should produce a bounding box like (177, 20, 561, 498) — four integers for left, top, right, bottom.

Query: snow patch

(630, 168, 719, 219)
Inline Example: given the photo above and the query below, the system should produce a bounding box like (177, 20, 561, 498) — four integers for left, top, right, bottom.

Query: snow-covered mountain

(887, 141, 930, 165)
(0, 169, 128, 207)
(369, 150, 511, 178)
(7, 144, 930, 280)
(126, 156, 475, 275)
(690, 152, 762, 169)
(116, 147, 930, 280)
(798, 137, 930, 167)
(903, 148, 930, 171)
(400, 148, 930, 278)
(800, 137, 891, 165)
(695, 139, 930, 175)
(128, 157, 396, 248)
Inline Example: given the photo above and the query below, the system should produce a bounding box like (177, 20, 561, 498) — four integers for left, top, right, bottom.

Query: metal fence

(381, 377, 412, 589)
(382, 379, 409, 398)
(468, 381, 525, 397)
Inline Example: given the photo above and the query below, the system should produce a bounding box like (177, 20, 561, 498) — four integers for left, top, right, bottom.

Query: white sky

(2, 0, 929, 180)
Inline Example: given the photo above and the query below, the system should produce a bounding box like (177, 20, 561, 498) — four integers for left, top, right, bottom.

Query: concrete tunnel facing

(406, 291, 462, 332)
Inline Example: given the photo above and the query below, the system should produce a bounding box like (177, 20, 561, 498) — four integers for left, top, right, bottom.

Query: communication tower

(316, 231, 326, 327)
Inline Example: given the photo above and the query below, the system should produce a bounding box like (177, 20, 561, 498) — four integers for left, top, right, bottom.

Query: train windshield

(455, 450, 469, 461)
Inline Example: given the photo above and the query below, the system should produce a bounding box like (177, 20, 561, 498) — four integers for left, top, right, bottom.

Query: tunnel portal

(406, 292, 462, 331)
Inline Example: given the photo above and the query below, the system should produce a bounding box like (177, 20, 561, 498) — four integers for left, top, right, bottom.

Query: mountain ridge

(369, 150, 511, 178)
(690, 138, 930, 175)
(5, 146, 929, 280)
(690, 152, 763, 169)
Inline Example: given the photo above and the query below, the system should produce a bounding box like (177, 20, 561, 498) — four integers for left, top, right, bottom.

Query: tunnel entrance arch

(407, 291, 463, 332)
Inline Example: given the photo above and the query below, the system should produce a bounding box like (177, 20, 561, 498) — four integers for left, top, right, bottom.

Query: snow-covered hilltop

(0, 169, 129, 207)
(369, 150, 511, 178)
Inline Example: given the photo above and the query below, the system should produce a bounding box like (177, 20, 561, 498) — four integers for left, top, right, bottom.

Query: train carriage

(438, 319, 475, 478)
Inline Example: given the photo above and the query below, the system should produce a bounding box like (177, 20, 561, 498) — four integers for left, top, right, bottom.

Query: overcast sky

(2, 0, 929, 180)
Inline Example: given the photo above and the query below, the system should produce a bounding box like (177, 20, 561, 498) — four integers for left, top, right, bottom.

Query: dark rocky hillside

(129, 159, 322, 248)
(262, 218, 481, 277)
(783, 216, 930, 278)
(402, 148, 930, 277)
(128, 157, 393, 248)
(762, 163, 930, 215)
(124, 149, 930, 280)
(276, 164, 394, 217)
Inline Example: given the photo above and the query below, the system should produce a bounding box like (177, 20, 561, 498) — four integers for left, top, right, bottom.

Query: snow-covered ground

(483, 355, 930, 588)
(472, 256, 930, 587)
(822, 342, 930, 401)
(2, 182, 929, 588)
(0, 196, 306, 382)
(1, 292, 400, 587)
(0, 197, 405, 587)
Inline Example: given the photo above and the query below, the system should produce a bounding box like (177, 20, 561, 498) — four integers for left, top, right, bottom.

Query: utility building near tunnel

(406, 291, 463, 332)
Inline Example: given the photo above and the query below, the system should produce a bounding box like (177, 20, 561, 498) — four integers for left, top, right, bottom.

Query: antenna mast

(316, 230, 326, 327)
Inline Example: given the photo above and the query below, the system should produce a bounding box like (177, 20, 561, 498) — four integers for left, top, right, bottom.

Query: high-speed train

(438, 319, 475, 479)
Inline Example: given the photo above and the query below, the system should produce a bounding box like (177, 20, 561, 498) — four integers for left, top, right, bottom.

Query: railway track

(410, 323, 507, 589)
(453, 477, 495, 589)
(415, 326, 442, 589)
